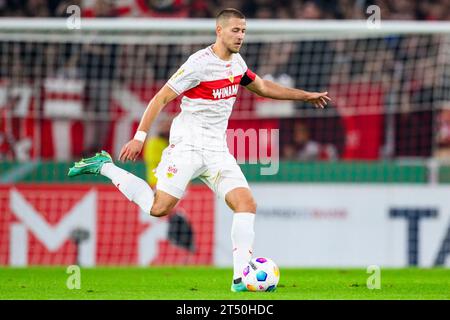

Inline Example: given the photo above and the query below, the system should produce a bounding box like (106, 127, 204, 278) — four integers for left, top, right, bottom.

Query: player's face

(219, 18, 246, 53)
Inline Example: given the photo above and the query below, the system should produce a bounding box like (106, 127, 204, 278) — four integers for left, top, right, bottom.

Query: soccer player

(68, 8, 330, 292)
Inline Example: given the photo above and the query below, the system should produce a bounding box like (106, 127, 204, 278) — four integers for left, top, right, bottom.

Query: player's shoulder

(185, 47, 213, 68)
(234, 53, 248, 70)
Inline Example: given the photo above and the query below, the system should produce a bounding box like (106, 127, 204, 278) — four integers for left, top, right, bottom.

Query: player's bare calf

(225, 187, 257, 214)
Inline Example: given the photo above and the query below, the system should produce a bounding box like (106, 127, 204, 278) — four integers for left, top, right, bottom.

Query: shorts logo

(167, 165, 178, 178)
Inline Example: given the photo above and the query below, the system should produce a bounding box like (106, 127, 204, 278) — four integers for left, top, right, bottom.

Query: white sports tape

(133, 130, 147, 142)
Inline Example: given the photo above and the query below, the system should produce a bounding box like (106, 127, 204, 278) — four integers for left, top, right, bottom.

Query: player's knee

(235, 197, 257, 213)
(249, 198, 257, 213)
(150, 203, 171, 217)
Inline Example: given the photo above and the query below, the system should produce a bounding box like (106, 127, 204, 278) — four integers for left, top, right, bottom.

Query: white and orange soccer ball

(241, 257, 280, 292)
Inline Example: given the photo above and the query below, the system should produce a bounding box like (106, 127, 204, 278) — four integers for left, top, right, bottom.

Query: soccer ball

(241, 257, 280, 292)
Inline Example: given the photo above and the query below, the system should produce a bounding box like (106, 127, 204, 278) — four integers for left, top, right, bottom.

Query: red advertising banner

(0, 184, 214, 266)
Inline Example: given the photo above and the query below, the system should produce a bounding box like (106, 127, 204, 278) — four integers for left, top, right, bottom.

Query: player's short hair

(216, 8, 245, 24)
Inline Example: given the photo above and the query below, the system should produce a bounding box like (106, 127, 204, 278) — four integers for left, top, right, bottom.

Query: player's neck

(211, 43, 233, 61)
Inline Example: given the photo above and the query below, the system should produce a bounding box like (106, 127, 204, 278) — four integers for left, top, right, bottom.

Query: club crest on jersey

(227, 70, 234, 83)
(212, 84, 238, 99)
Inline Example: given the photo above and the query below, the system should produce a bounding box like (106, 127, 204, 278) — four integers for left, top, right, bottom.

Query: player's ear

(216, 24, 222, 37)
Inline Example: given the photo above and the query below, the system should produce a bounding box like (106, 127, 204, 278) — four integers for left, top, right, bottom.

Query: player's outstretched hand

(119, 139, 144, 162)
(304, 91, 331, 109)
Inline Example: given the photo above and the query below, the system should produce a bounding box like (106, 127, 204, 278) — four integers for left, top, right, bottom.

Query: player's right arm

(119, 57, 201, 162)
(119, 84, 178, 162)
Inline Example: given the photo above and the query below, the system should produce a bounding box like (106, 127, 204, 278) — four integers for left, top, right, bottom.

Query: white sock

(231, 212, 255, 281)
(100, 162, 154, 214)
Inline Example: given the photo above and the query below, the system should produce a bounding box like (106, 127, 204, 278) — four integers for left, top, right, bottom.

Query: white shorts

(154, 144, 249, 199)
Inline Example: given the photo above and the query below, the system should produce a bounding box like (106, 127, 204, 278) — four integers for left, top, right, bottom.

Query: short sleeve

(236, 54, 256, 86)
(166, 60, 201, 95)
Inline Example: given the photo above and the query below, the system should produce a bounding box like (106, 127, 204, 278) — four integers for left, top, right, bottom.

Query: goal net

(1, 19, 450, 266)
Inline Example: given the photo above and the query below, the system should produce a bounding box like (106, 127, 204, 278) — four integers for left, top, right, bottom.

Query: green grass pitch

(1, 267, 449, 300)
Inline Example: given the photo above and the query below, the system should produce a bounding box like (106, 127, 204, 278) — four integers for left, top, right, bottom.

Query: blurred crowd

(1, 34, 445, 161)
(1, 0, 450, 20)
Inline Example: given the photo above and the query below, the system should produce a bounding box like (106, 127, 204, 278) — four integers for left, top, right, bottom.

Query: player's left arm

(244, 74, 331, 109)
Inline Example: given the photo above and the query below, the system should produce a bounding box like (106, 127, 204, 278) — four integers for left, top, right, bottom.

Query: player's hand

(304, 91, 331, 109)
(119, 139, 144, 162)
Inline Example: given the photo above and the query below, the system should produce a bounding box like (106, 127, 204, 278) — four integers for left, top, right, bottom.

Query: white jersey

(166, 45, 256, 152)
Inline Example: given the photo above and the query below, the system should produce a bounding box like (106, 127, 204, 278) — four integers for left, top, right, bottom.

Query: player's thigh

(155, 147, 203, 200)
(200, 152, 255, 213)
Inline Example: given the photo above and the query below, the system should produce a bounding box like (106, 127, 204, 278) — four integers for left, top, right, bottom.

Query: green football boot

(231, 279, 248, 292)
(68, 150, 112, 177)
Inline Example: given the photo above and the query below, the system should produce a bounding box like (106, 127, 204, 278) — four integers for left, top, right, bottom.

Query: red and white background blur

(0, 184, 214, 266)
(1, 183, 450, 267)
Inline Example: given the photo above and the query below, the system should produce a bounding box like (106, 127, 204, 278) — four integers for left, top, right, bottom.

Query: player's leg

(67, 150, 185, 217)
(68, 150, 157, 214)
(225, 187, 257, 292)
(151, 146, 203, 216)
(225, 187, 257, 212)
(199, 152, 255, 292)
(150, 189, 179, 217)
